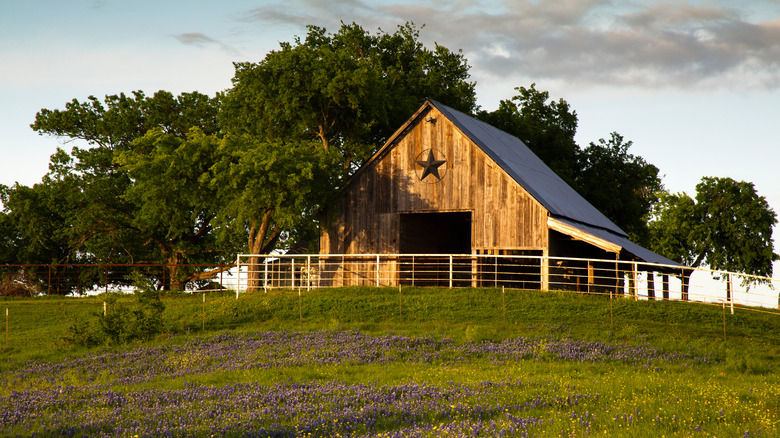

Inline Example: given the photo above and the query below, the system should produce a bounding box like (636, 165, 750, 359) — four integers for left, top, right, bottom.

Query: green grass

(2, 286, 779, 372)
(1, 286, 778, 436)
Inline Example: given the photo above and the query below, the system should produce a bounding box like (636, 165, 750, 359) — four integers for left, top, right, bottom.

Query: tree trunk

(246, 209, 281, 291)
(167, 254, 186, 291)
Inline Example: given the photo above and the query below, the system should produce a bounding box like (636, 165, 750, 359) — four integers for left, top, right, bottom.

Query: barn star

(416, 150, 446, 181)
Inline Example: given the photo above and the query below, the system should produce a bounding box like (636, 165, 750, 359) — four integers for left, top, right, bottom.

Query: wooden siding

(320, 106, 549, 256)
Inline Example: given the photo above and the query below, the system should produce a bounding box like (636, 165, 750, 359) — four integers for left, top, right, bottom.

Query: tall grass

(1, 287, 778, 436)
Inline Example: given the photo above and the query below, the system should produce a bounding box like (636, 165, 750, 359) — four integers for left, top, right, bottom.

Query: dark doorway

(399, 212, 471, 287)
(399, 212, 471, 254)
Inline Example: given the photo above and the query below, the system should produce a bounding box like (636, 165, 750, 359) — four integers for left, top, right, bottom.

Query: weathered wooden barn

(319, 100, 678, 290)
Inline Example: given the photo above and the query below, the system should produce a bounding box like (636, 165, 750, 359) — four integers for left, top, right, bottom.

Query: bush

(64, 275, 166, 347)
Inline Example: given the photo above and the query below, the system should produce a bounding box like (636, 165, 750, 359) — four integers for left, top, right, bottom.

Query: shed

(319, 100, 679, 290)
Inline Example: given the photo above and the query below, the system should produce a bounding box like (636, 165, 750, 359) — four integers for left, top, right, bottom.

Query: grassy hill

(1, 287, 778, 436)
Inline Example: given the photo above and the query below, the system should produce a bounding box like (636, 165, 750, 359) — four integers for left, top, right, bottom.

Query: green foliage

(7, 91, 224, 290)
(649, 177, 778, 282)
(477, 86, 664, 238)
(64, 277, 165, 347)
(576, 132, 663, 244)
(0, 177, 78, 265)
(220, 22, 476, 168)
(211, 136, 344, 256)
(476, 83, 580, 184)
(649, 191, 700, 267)
(129, 274, 166, 341)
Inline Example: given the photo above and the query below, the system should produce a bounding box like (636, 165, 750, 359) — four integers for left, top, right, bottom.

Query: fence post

(307, 255, 312, 291)
(494, 255, 498, 288)
(291, 258, 295, 290)
(235, 254, 241, 294)
(728, 273, 734, 314)
(411, 256, 415, 286)
(376, 254, 380, 287)
(449, 255, 453, 288)
(264, 256, 268, 293)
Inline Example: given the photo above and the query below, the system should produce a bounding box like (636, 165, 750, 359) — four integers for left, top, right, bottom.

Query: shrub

(64, 274, 166, 347)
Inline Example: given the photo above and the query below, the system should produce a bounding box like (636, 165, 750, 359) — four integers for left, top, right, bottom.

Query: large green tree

(478, 86, 663, 238)
(210, 135, 344, 289)
(15, 90, 223, 291)
(219, 22, 477, 168)
(113, 127, 232, 289)
(576, 132, 663, 244)
(649, 177, 777, 298)
(476, 83, 580, 184)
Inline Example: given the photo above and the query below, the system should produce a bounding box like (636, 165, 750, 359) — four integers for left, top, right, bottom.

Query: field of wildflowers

(2, 326, 777, 437)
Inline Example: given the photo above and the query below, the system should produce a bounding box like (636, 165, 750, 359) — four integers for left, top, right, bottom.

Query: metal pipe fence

(236, 254, 780, 310)
(0, 264, 236, 296)
(3, 255, 778, 312)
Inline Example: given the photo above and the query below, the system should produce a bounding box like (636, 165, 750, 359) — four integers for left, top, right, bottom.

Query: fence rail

(3, 255, 778, 311)
(0, 263, 236, 296)
(237, 254, 780, 310)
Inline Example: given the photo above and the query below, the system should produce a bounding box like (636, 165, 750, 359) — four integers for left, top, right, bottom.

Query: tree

(21, 90, 223, 291)
(113, 127, 234, 290)
(219, 22, 477, 169)
(476, 83, 580, 184)
(210, 135, 344, 289)
(649, 177, 778, 299)
(576, 132, 663, 244)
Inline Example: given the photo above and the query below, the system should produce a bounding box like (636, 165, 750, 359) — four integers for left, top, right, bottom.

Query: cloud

(235, 0, 780, 91)
(175, 33, 220, 47)
(173, 33, 241, 56)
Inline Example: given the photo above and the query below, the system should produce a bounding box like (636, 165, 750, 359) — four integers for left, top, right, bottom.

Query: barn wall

(320, 106, 549, 256)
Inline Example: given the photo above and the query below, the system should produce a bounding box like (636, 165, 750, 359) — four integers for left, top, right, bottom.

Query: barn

(318, 100, 679, 291)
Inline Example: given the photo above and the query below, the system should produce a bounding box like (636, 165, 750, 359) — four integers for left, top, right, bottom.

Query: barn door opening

(399, 212, 471, 254)
(399, 212, 471, 286)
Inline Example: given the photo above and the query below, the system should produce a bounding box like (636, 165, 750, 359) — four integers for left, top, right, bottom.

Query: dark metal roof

(431, 100, 625, 236)
(554, 218, 681, 267)
(430, 100, 681, 267)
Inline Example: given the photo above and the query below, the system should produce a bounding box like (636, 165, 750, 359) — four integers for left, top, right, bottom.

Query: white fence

(235, 254, 779, 310)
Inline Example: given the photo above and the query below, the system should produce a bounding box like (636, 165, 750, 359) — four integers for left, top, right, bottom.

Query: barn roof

(430, 100, 624, 237)
(352, 99, 679, 267)
(428, 100, 679, 267)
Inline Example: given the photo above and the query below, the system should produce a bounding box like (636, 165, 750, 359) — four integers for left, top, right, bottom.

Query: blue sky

(2, 0, 780, 214)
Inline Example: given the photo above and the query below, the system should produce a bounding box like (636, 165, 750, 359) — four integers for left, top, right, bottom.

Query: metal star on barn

(415, 149, 447, 182)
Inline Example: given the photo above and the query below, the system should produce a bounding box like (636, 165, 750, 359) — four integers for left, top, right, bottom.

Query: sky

(2, 0, 780, 214)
